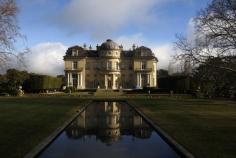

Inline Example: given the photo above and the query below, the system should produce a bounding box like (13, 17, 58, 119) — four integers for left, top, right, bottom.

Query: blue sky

(15, 0, 212, 75)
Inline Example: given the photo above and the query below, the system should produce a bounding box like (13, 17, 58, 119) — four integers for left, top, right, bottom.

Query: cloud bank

(23, 43, 67, 76)
(115, 34, 175, 69)
(21, 38, 174, 76)
(55, 0, 168, 39)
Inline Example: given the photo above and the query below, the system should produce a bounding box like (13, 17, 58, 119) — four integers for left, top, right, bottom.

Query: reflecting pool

(38, 101, 180, 158)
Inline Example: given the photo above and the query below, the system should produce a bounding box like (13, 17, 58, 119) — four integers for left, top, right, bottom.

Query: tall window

(94, 63, 99, 70)
(116, 62, 119, 70)
(129, 62, 133, 70)
(73, 61, 78, 69)
(85, 62, 90, 70)
(120, 62, 124, 69)
(141, 61, 146, 70)
(72, 74, 78, 87)
(107, 61, 112, 70)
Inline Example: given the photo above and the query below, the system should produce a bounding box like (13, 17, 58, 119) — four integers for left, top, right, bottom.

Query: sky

(15, 0, 212, 76)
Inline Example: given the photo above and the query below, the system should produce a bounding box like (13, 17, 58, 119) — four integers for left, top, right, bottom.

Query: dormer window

(141, 51, 148, 56)
(72, 50, 78, 56)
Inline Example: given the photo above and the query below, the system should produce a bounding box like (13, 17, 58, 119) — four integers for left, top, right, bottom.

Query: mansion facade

(64, 39, 158, 89)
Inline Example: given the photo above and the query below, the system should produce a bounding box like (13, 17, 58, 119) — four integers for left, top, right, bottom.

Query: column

(67, 72, 69, 87)
(77, 73, 80, 89)
(139, 74, 142, 88)
(147, 74, 150, 85)
(112, 74, 116, 89)
(69, 73, 73, 87)
(105, 75, 107, 89)
(80, 73, 82, 88)
(136, 73, 139, 88)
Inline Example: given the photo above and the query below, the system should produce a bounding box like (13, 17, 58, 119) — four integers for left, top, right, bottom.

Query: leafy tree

(193, 57, 236, 97)
(0, 69, 29, 94)
(158, 69, 169, 78)
(6, 69, 29, 87)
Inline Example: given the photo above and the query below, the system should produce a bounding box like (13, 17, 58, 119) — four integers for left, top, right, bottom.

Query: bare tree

(175, 0, 236, 73)
(0, 0, 26, 71)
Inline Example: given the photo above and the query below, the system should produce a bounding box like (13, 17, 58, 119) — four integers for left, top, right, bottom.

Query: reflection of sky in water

(38, 102, 180, 158)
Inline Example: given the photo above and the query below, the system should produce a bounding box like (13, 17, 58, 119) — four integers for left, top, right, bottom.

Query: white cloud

(153, 44, 175, 69)
(186, 17, 197, 46)
(56, 0, 171, 39)
(23, 42, 67, 76)
(115, 34, 175, 69)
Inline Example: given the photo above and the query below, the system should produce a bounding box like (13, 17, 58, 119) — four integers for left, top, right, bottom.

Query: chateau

(64, 39, 158, 89)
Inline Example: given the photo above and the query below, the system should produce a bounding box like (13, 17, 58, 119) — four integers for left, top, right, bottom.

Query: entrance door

(141, 74, 147, 87)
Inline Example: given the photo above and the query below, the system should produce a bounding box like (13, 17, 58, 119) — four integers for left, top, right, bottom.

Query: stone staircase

(94, 89, 123, 97)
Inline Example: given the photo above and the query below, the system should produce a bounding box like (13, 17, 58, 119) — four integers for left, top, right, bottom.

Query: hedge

(24, 75, 63, 92)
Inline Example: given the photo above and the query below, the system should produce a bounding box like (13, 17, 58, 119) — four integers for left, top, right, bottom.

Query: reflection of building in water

(66, 102, 152, 145)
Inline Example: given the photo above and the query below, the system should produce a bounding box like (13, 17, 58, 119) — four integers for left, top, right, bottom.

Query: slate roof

(64, 40, 158, 61)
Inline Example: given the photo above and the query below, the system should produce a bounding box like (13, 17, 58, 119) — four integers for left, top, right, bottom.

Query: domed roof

(100, 39, 120, 50)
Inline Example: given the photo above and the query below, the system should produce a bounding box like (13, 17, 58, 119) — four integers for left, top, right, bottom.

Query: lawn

(1, 96, 236, 158)
(129, 98, 236, 158)
(0, 96, 88, 158)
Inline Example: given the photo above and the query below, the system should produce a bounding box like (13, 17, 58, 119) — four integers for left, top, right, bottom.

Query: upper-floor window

(85, 62, 90, 70)
(72, 50, 78, 56)
(101, 61, 105, 69)
(141, 52, 148, 56)
(94, 63, 99, 70)
(120, 62, 125, 69)
(129, 62, 133, 70)
(141, 61, 146, 70)
(73, 61, 78, 69)
(107, 61, 112, 70)
(116, 62, 119, 70)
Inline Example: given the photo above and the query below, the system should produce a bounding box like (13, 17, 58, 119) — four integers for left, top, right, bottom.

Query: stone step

(94, 89, 123, 96)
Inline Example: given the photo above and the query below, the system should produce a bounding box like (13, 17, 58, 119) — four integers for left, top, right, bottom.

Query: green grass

(0, 96, 88, 158)
(128, 98, 236, 158)
(1, 96, 236, 158)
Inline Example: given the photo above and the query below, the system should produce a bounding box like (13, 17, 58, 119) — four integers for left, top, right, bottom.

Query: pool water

(37, 101, 180, 158)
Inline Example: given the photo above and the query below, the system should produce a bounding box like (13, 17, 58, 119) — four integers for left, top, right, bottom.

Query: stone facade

(64, 39, 158, 89)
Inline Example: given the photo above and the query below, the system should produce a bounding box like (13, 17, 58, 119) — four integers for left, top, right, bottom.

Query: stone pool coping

(24, 99, 195, 158)
(24, 101, 92, 158)
(126, 101, 195, 158)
